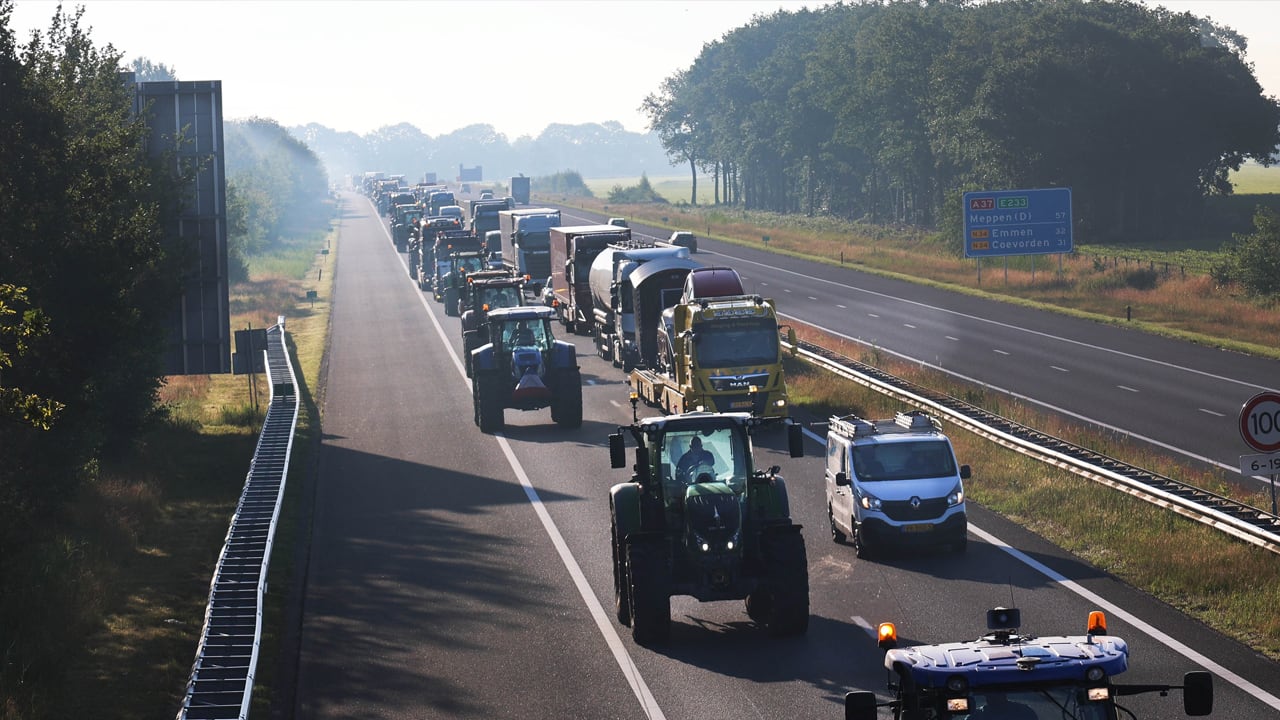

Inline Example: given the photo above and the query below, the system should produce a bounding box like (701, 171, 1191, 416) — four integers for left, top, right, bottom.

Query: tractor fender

(610, 483, 643, 541)
(549, 340, 578, 370)
(749, 474, 792, 524)
(472, 343, 496, 372)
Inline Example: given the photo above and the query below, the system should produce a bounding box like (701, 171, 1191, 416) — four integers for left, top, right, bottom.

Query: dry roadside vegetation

(22, 208, 338, 720)
(31, 184, 1279, 719)
(782, 323, 1280, 660)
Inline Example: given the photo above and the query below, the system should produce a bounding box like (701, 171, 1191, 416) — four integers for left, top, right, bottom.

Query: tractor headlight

(947, 484, 964, 507)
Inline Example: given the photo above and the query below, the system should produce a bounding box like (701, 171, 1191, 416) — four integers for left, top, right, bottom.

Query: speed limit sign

(1239, 392, 1280, 453)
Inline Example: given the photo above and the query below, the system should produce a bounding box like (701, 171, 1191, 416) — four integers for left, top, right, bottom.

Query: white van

(825, 411, 969, 558)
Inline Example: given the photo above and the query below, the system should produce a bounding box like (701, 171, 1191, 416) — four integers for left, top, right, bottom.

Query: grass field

(589, 163, 1280, 205)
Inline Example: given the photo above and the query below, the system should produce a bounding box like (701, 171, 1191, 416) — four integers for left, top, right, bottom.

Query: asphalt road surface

(289, 193, 1280, 719)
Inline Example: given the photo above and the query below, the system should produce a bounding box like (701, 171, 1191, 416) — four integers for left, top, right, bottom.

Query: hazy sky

(8, 0, 1280, 139)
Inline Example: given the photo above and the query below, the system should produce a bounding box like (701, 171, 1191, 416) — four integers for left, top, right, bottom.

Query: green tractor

(460, 271, 527, 378)
(607, 406, 808, 645)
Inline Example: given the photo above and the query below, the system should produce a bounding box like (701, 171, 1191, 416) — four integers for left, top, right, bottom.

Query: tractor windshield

(455, 255, 487, 274)
(659, 427, 749, 494)
(482, 286, 522, 310)
(501, 318, 552, 350)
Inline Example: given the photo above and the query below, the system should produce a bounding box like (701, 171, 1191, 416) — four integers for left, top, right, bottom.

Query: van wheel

(828, 505, 846, 544)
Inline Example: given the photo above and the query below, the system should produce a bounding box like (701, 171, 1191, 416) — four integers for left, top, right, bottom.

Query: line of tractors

(356, 175, 1211, 719)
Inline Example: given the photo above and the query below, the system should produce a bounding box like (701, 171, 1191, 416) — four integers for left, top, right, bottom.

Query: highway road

(542, 203, 1280, 486)
(289, 192, 1280, 719)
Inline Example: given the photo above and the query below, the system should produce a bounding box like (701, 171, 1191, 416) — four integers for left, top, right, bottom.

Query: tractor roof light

(1087, 611, 1107, 636)
(877, 622, 897, 650)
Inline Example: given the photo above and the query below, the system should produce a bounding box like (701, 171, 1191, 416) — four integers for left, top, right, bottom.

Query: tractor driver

(511, 322, 537, 346)
(676, 436, 715, 482)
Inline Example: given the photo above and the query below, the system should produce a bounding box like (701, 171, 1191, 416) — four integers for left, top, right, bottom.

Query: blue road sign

(963, 188, 1072, 258)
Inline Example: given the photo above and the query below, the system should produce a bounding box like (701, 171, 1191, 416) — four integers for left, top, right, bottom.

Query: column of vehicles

(361, 178, 1217, 717)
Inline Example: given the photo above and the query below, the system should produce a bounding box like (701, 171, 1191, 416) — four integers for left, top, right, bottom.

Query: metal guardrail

(784, 337, 1280, 555)
(177, 317, 299, 720)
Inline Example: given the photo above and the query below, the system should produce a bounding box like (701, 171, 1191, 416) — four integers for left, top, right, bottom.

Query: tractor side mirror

(787, 423, 804, 458)
(1183, 671, 1213, 716)
(844, 691, 878, 720)
(835, 472, 849, 486)
(608, 432, 626, 469)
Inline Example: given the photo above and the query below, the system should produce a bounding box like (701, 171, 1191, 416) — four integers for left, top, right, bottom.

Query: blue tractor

(471, 306, 582, 433)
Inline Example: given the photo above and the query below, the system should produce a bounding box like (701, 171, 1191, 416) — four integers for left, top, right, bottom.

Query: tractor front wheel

(611, 517, 631, 626)
(550, 369, 583, 428)
(474, 372, 504, 433)
(627, 541, 670, 646)
(753, 529, 810, 637)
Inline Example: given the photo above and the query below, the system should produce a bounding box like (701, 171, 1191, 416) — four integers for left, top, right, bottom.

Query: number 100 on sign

(1239, 392, 1280, 453)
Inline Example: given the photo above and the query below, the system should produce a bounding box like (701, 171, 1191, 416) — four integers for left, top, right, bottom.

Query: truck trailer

(497, 208, 561, 294)
(548, 225, 631, 335)
(588, 240, 697, 371)
(509, 175, 531, 205)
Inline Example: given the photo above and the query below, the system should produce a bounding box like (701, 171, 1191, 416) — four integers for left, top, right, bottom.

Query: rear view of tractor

(607, 408, 808, 645)
(470, 306, 583, 432)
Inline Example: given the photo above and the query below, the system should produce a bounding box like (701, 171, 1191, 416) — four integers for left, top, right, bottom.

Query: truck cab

(825, 410, 969, 558)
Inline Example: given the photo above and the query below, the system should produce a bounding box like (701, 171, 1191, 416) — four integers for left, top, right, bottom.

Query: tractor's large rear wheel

(626, 541, 670, 646)
(751, 529, 809, 637)
(551, 368, 583, 428)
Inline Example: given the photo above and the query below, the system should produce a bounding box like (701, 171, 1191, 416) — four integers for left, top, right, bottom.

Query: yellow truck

(629, 276, 789, 418)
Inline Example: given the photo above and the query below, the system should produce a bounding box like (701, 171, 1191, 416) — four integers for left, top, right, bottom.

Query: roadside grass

(31, 198, 338, 720)
(783, 325, 1280, 659)
(547, 189, 1280, 358)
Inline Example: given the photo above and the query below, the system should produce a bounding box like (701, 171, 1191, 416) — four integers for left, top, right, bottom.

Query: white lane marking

(867, 313, 879, 318)
(796, 424, 1278, 708)
(836, 304, 847, 309)
(782, 313, 1245, 476)
(723, 249, 1276, 393)
(808, 296, 818, 301)
(968, 524, 1280, 710)
(1199, 408, 1225, 417)
(539, 203, 1277, 707)
(1118, 385, 1139, 393)
(945, 336, 959, 342)
(903, 323, 916, 329)
(993, 349, 1010, 356)
(851, 616, 876, 640)
(1051, 366, 1069, 373)
(376, 201, 667, 719)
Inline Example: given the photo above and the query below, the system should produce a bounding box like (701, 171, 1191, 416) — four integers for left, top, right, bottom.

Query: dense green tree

(1, 2, 188, 707)
(128, 55, 176, 81)
(1217, 206, 1280, 297)
(648, 0, 1280, 240)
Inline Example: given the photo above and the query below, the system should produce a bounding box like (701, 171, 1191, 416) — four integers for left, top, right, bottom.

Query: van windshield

(852, 440, 956, 481)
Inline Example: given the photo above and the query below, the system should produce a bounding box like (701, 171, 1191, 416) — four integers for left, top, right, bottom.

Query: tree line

(642, 0, 1280, 246)
(295, 119, 672, 187)
(1, 4, 331, 712)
